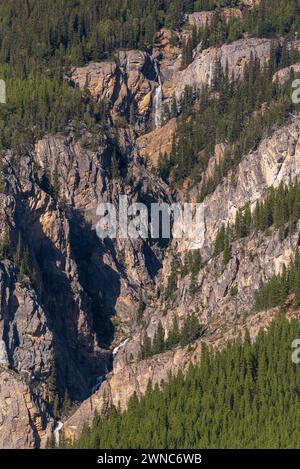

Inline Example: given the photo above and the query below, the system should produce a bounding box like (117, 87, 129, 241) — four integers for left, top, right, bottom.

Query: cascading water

(112, 338, 129, 356)
(52, 338, 130, 443)
(54, 421, 64, 447)
(153, 61, 163, 128)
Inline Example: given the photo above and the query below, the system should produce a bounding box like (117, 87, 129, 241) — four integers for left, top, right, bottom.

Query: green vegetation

(164, 250, 202, 300)
(159, 46, 300, 190)
(141, 313, 204, 359)
(213, 224, 232, 267)
(254, 249, 300, 312)
(251, 182, 300, 236)
(194, 0, 300, 49)
(68, 316, 300, 448)
(181, 249, 202, 277)
(11, 0, 297, 73)
(0, 0, 193, 152)
(181, 0, 300, 67)
(11, 232, 40, 286)
(0, 1, 299, 153)
(213, 182, 300, 262)
(235, 182, 300, 239)
(175, 2, 300, 193)
(0, 1, 194, 70)
(0, 66, 107, 151)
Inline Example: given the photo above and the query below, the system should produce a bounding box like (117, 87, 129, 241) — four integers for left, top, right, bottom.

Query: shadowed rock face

(0, 124, 174, 447)
(69, 50, 157, 130)
(63, 115, 300, 442)
(0, 368, 49, 448)
(1, 16, 300, 447)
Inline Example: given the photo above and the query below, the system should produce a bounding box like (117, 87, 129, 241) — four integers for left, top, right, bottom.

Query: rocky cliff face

(273, 63, 300, 84)
(64, 304, 300, 442)
(70, 35, 297, 130)
(135, 117, 300, 360)
(164, 38, 273, 100)
(187, 8, 242, 30)
(0, 368, 49, 448)
(70, 50, 158, 131)
(202, 118, 300, 253)
(0, 126, 174, 447)
(62, 113, 300, 441)
(136, 118, 177, 167)
(1, 15, 300, 448)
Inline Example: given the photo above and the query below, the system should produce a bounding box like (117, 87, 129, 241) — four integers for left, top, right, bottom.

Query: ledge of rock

(136, 118, 177, 167)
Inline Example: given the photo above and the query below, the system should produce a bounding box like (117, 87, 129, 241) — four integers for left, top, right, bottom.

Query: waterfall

(112, 338, 129, 356)
(54, 421, 63, 447)
(89, 338, 129, 394)
(153, 62, 163, 128)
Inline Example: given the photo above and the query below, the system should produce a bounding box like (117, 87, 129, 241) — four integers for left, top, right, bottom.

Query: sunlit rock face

(63, 114, 300, 444)
(69, 50, 158, 130)
(163, 38, 274, 101)
(1, 3, 300, 447)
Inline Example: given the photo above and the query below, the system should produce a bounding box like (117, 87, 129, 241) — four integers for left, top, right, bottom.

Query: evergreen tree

(70, 316, 300, 450)
(152, 321, 165, 355)
(111, 147, 120, 179)
(62, 389, 72, 416)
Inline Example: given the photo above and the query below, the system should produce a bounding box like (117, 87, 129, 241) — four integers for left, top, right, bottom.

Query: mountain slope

(0, 0, 300, 448)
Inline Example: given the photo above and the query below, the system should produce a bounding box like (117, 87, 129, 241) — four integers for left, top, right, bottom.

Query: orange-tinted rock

(136, 118, 177, 166)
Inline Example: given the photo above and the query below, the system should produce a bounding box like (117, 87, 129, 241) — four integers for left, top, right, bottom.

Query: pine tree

(72, 316, 300, 450)
(111, 147, 120, 179)
(167, 316, 180, 348)
(141, 332, 152, 359)
(152, 321, 165, 355)
(223, 228, 231, 267)
(62, 389, 72, 416)
(0, 227, 9, 259)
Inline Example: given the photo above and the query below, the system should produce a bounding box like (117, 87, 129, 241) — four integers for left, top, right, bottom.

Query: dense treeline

(8, 0, 296, 73)
(196, 0, 300, 50)
(181, 0, 300, 67)
(0, 1, 299, 152)
(213, 182, 300, 265)
(0, 65, 108, 151)
(236, 182, 300, 238)
(67, 316, 300, 448)
(254, 250, 300, 312)
(141, 313, 204, 359)
(0, 0, 193, 70)
(159, 45, 300, 190)
(0, 0, 193, 151)
(193, 0, 239, 11)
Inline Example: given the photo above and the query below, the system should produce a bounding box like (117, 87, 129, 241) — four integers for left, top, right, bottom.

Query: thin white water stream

(153, 62, 163, 128)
